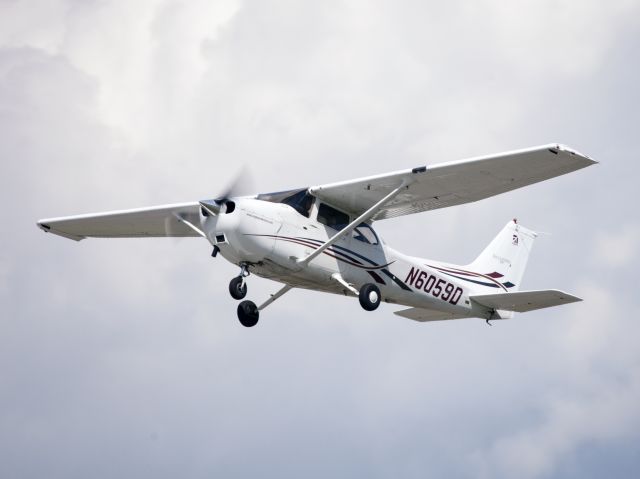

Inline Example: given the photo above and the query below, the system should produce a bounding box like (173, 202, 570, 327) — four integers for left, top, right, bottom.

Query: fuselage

(200, 196, 490, 319)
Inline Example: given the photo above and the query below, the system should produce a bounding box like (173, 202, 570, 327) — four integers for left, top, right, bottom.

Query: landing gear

(237, 300, 259, 327)
(229, 263, 250, 300)
(233, 283, 293, 327)
(359, 283, 381, 311)
(229, 276, 247, 300)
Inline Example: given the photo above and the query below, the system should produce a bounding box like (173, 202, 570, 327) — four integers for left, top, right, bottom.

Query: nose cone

(211, 198, 282, 263)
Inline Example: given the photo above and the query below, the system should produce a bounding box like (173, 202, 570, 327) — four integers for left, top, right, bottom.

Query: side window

(352, 223, 379, 245)
(317, 203, 349, 231)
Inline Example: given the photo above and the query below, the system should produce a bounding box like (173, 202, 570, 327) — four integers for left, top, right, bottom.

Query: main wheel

(237, 300, 259, 327)
(359, 283, 381, 311)
(229, 276, 247, 300)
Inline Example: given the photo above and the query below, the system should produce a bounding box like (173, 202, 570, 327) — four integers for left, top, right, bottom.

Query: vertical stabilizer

(466, 220, 537, 293)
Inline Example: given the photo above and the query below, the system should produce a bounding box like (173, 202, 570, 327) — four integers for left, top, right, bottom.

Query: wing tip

(549, 143, 599, 166)
(554, 290, 583, 303)
(37, 220, 85, 241)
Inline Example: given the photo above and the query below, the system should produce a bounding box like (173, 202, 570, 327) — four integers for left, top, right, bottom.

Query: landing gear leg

(236, 284, 293, 328)
(229, 263, 250, 300)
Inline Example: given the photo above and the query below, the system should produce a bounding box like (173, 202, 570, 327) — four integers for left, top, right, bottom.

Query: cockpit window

(317, 203, 349, 231)
(281, 190, 314, 218)
(352, 223, 379, 245)
(256, 188, 313, 218)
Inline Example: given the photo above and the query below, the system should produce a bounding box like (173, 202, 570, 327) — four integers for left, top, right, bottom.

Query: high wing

(37, 202, 202, 241)
(309, 144, 597, 220)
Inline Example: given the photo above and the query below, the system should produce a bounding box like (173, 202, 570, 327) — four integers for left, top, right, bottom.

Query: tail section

(466, 220, 537, 293)
(402, 220, 583, 323)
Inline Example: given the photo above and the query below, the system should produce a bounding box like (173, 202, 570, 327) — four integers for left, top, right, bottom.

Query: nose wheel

(229, 276, 247, 300)
(229, 263, 250, 300)
(231, 263, 259, 327)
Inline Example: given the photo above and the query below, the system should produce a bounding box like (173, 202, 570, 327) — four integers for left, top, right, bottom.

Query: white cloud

(472, 374, 640, 479)
(469, 280, 640, 478)
(592, 224, 640, 268)
(482, 0, 639, 76)
(0, 0, 67, 53)
(1, 1, 639, 478)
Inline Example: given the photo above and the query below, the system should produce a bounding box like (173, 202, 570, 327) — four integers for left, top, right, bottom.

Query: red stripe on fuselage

(427, 264, 508, 291)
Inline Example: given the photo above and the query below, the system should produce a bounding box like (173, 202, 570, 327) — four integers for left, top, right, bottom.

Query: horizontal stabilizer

(394, 307, 469, 322)
(471, 289, 581, 313)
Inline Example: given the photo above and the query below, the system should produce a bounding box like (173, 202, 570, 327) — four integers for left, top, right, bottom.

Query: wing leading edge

(310, 144, 597, 220)
(37, 202, 201, 241)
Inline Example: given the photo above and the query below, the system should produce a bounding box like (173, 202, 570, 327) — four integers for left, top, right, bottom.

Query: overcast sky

(1, 1, 639, 478)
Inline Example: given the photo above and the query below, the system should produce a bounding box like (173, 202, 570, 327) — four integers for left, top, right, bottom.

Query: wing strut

(258, 284, 293, 311)
(176, 215, 206, 238)
(298, 181, 408, 267)
(331, 273, 359, 295)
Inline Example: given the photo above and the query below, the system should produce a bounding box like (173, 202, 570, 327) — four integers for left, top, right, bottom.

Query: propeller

(200, 166, 253, 217)
(162, 166, 253, 240)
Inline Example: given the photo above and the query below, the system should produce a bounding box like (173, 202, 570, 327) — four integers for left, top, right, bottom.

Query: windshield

(256, 188, 314, 218)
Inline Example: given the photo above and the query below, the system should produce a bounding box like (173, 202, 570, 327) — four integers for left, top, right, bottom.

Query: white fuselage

(203, 197, 490, 318)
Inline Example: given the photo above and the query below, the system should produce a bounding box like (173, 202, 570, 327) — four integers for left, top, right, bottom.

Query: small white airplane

(37, 144, 596, 327)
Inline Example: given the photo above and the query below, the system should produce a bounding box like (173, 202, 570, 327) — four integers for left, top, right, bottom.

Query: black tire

(229, 276, 247, 300)
(359, 283, 381, 311)
(237, 300, 259, 327)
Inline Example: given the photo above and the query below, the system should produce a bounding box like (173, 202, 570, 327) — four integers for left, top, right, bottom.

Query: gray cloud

(1, 1, 639, 478)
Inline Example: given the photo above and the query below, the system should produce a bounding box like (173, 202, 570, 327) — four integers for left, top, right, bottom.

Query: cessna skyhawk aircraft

(37, 144, 596, 327)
